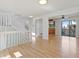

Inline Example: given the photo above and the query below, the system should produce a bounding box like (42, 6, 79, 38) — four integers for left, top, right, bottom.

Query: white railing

(0, 26, 16, 32)
(0, 31, 31, 50)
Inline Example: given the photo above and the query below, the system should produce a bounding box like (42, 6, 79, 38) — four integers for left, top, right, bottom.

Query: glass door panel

(69, 20, 76, 37)
(62, 20, 70, 36)
(61, 20, 76, 37)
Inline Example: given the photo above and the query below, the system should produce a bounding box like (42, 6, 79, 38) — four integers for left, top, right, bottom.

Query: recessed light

(39, 0, 48, 5)
(29, 16, 33, 18)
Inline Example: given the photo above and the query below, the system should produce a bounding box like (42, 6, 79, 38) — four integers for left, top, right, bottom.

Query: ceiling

(0, 0, 79, 17)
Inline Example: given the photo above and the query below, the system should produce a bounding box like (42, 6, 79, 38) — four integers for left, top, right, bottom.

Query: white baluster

(16, 32, 18, 45)
(14, 32, 15, 46)
(6, 33, 8, 48)
(12, 32, 14, 47)
(0, 33, 1, 50)
(19, 32, 20, 44)
(18, 32, 19, 45)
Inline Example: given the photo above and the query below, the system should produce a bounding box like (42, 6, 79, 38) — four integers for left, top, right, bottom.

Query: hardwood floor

(0, 35, 79, 58)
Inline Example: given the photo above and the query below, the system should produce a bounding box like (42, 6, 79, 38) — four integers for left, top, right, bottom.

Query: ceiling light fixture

(29, 16, 33, 18)
(39, 0, 48, 5)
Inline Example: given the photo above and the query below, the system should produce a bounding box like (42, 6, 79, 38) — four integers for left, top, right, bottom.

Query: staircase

(0, 13, 32, 50)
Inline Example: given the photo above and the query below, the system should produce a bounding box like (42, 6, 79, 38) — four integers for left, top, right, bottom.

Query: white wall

(35, 18, 43, 37)
(33, 16, 48, 40)
(33, 7, 79, 40)
(42, 17, 48, 40)
(74, 19, 79, 37)
(55, 19, 61, 36)
(33, 16, 62, 40)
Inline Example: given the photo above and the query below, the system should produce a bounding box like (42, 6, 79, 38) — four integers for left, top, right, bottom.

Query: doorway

(61, 20, 76, 37)
(48, 19, 55, 36)
(35, 19, 43, 38)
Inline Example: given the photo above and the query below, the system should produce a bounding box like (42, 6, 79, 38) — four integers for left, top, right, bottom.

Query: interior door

(35, 19, 42, 37)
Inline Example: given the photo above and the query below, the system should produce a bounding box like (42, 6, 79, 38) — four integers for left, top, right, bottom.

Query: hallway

(0, 36, 79, 58)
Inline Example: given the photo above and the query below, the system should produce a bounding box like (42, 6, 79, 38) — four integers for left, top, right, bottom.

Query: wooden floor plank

(0, 36, 79, 58)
